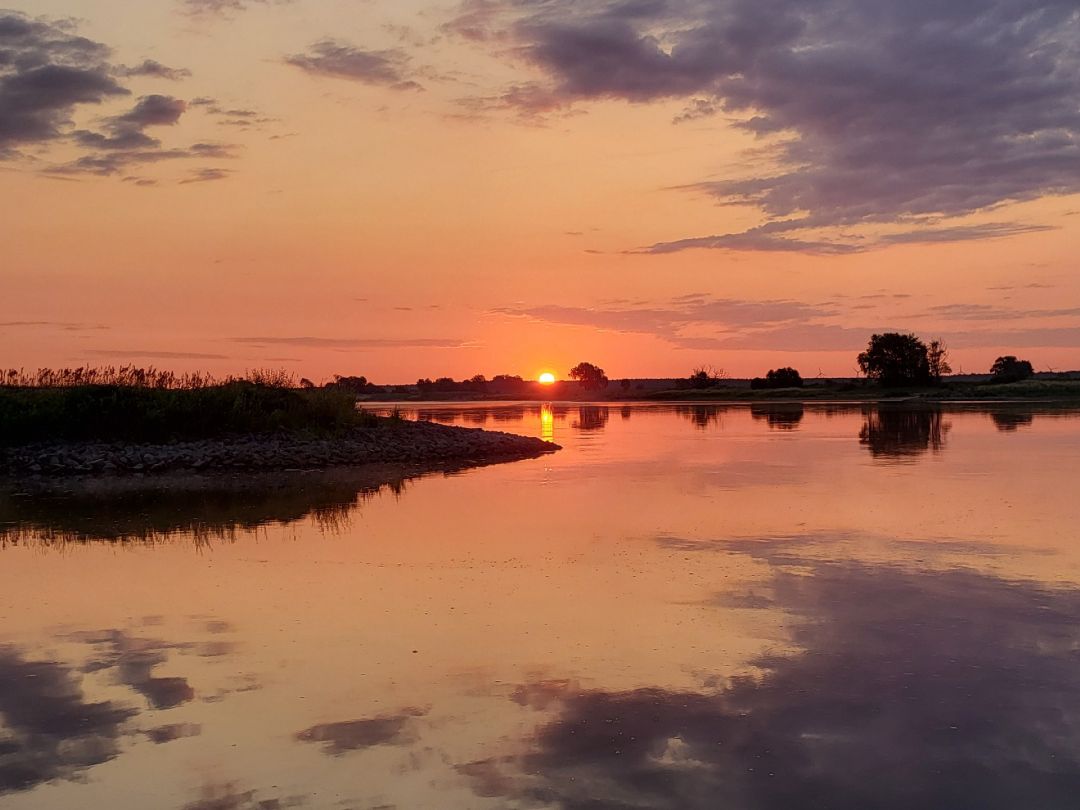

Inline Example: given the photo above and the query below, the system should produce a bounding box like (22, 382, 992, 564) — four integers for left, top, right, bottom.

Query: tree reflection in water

(860, 406, 950, 459)
(750, 404, 805, 430)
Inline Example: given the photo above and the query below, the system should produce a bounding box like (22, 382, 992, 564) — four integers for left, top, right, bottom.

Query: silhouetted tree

(490, 374, 527, 395)
(569, 362, 608, 391)
(927, 340, 952, 382)
(990, 356, 1035, 383)
(326, 375, 371, 393)
(857, 333, 931, 387)
(688, 366, 724, 389)
(752, 367, 803, 389)
(299, 378, 315, 389)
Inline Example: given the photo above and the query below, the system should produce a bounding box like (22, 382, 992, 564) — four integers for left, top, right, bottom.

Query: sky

(2, 0, 1079, 382)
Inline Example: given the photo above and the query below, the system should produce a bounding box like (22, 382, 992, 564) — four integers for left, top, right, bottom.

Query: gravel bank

(1, 418, 559, 477)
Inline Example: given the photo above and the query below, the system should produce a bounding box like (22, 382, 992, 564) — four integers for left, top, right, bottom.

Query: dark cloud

(296, 707, 427, 755)
(72, 94, 187, 151)
(284, 40, 424, 91)
(460, 552, 1080, 809)
(116, 60, 191, 81)
(0, 12, 235, 179)
(0, 645, 136, 794)
(0, 12, 127, 155)
(450, 0, 1080, 251)
(144, 722, 202, 744)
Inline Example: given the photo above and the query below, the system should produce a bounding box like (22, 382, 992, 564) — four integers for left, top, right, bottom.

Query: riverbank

(0, 417, 559, 478)
(645, 378, 1080, 402)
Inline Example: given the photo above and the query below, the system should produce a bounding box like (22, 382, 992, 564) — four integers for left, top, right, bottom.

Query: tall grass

(0, 367, 372, 445)
(1, 366, 295, 390)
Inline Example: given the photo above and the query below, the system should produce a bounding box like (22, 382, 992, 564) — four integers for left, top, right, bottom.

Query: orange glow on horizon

(538, 372, 557, 385)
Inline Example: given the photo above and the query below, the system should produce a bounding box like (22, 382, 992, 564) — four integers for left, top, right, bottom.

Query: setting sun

(538, 372, 557, 385)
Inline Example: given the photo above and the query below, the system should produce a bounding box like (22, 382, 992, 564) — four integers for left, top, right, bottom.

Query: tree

(927, 340, 952, 382)
(568, 362, 609, 391)
(752, 367, 803, 389)
(857, 333, 931, 387)
(327, 375, 370, 393)
(688, 365, 724, 389)
(990, 355, 1034, 383)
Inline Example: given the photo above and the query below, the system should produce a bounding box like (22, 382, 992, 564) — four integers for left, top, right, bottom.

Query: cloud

(448, 0, 1080, 251)
(0, 12, 235, 179)
(86, 349, 230, 360)
(189, 97, 277, 129)
(641, 221, 1059, 255)
(284, 40, 424, 90)
(0, 12, 128, 156)
(230, 336, 472, 349)
(494, 296, 842, 347)
(179, 167, 231, 183)
(181, 0, 290, 17)
(115, 60, 191, 81)
(144, 723, 202, 744)
(295, 707, 428, 755)
(458, 552, 1080, 809)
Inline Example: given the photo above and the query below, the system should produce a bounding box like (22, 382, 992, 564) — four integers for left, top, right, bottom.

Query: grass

(0, 366, 375, 446)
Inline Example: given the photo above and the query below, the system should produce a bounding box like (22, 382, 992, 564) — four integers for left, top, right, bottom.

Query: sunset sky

(3, 0, 1079, 382)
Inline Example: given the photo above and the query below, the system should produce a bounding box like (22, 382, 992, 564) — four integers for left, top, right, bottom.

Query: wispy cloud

(230, 336, 473, 349)
(87, 349, 230, 360)
(284, 40, 424, 90)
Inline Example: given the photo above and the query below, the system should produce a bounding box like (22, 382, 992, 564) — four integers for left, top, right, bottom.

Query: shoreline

(1, 417, 559, 478)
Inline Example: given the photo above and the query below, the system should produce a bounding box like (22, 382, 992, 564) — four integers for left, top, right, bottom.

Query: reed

(0, 367, 373, 445)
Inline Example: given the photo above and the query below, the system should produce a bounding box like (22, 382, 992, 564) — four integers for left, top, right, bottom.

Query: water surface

(2, 402, 1080, 809)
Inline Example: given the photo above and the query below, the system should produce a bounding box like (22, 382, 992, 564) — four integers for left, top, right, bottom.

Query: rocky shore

(1, 418, 559, 477)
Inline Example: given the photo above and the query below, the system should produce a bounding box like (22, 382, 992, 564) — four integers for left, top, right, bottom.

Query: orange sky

(2, 0, 1079, 382)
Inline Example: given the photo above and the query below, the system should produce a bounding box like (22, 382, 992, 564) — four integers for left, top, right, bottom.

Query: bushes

(990, 356, 1035, 384)
(0, 383, 367, 445)
(751, 367, 803, 390)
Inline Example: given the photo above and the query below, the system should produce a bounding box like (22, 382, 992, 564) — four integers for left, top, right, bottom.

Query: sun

(538, 372, 556, 385)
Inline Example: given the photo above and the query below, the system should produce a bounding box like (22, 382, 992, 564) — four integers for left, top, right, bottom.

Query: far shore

(355, 377, 1080, 404)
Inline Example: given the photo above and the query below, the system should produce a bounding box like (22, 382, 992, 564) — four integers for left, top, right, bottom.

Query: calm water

(2, 402, 1080, 809)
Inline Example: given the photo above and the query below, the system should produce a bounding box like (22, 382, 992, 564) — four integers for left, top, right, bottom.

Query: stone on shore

(1, 418, 559, 478)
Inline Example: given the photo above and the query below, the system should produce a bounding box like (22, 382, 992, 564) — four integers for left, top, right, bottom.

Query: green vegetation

(0, 366, 372, 446)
